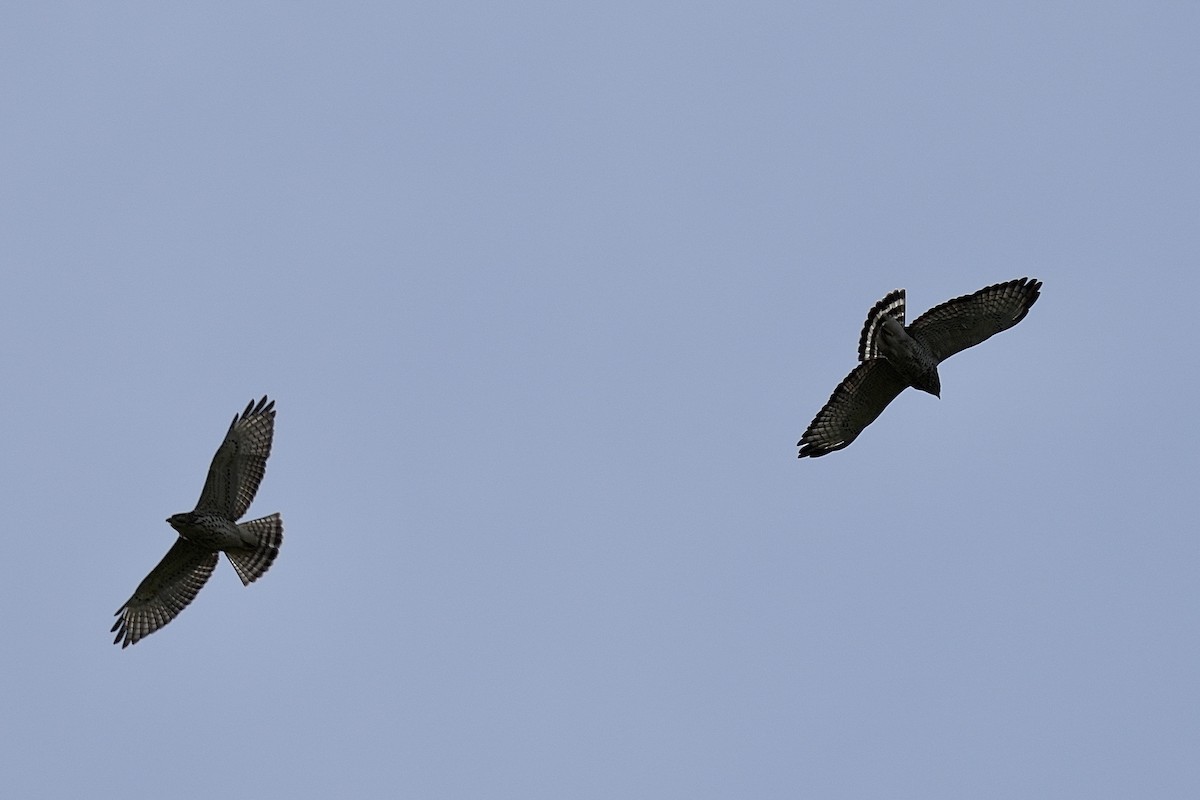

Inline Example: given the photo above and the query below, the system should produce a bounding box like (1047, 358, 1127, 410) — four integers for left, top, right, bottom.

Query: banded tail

(226, 513, 283, 586)
(857, 289, 906, 361)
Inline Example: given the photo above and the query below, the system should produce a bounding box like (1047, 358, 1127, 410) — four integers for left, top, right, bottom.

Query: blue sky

(2, 3, 1196, 798)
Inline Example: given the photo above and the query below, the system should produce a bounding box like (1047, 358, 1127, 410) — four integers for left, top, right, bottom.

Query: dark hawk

(798, 278, 1041, 458)
(113, 396, 284, 647)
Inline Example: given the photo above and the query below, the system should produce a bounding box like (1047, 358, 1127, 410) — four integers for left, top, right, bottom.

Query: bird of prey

(798, 278, 1041, 458)
(113, 396, 284, 647)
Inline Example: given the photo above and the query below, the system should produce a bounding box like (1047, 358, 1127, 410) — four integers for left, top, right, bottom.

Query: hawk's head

(913, 368, 941, 398)
(166, 511, 196, 529)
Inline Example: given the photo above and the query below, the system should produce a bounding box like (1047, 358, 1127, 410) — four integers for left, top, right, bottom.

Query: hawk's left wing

(908, 278, 1041, 363)
(798, 360, 909, 458)
(194, 396, 275, 520)
(112, 538, 219, 648)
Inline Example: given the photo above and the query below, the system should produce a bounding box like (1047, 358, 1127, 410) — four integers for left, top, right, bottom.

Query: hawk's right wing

(194, 396, 276, 520)
(798, 360, 909, 458)
(908, 278, 1041, 363)
(112, 538, 219, 648)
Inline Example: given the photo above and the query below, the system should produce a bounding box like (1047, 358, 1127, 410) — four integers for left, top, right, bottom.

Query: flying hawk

(798, 279, 1041, 458)
(113, 397, 284, 647)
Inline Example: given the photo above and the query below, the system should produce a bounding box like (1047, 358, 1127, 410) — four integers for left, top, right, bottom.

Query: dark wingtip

(237, 395, 276, 421)
(1019, 278, 1041, 321)
(993, 277, 1042, 327)
(797, 442, 830, 458)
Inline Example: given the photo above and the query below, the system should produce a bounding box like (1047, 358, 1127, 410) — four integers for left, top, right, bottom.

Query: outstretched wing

(194, 396, 276, 520)
(908, 278, 1042, 363)
(798, 360, 909, 458)
(112, 538, 219, 648)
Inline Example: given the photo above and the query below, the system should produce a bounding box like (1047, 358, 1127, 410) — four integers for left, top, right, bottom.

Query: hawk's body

(798, 279, 1041, 458)
(112, 397, 284, 647)
(167, 511, 256, 550)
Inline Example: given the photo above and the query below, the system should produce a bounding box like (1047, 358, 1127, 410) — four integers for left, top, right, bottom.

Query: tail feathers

(227, 513, 283, 586)
(858, 289, 906, 362)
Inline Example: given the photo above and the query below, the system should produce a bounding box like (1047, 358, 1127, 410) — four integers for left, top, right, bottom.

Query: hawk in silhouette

(113, 396, 284, 647)
(798, 278, 1041, 458)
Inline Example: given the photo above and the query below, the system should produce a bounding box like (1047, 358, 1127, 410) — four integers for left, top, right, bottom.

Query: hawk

(113, 396, 284, 647)
(798, 278, 1041, 458)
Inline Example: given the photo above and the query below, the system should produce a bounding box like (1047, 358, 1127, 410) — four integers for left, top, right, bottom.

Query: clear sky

(2, 3, 1196, 798)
